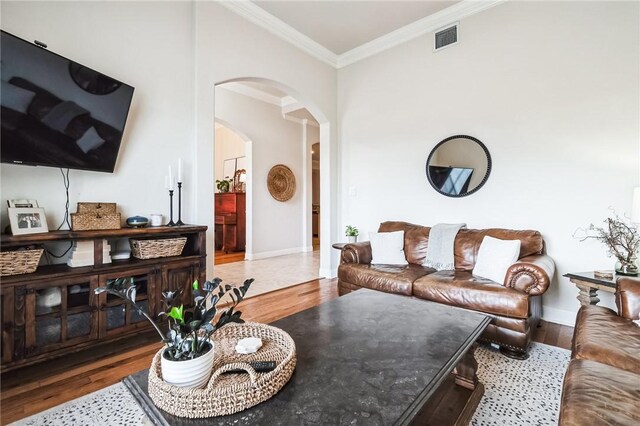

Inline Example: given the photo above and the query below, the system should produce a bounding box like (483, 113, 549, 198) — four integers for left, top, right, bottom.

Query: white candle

(164, 175, 169, 189)
(178, 158, 183, 183)
(168, 165, 174, 190)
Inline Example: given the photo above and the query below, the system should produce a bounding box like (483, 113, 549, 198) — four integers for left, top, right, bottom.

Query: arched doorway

(210, 77, 332, 279)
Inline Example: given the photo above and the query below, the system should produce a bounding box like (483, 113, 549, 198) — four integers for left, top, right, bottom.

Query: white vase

(347, 236, 357, 243)
(160, 342, 215, 389)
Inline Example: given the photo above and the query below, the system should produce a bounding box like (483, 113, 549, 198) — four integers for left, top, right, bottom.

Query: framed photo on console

(7, 199, 39, 208)
(8, 207, 49, 235)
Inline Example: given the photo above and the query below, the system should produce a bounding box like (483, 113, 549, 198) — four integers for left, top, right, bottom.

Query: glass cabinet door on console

(97, 267, 158, 339)
(2, 286, 15, 363)
(23, 276, 99, 358)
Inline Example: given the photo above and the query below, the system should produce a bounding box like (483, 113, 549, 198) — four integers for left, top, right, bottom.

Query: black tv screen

(1, 30, 134, 173)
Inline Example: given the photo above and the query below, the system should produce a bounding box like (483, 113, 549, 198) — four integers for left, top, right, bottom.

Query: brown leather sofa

(559, 277, 640, 425)
(338, 221, 555, 358)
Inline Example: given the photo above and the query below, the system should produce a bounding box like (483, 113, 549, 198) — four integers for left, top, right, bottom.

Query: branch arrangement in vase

(575, 212, 640, 276)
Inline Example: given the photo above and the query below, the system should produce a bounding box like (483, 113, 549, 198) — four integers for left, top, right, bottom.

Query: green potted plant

(576, 213, 639, 276)
(216, 177, 232, 193)
(345, 225, 359, 243)
(95, 276, 253, 388)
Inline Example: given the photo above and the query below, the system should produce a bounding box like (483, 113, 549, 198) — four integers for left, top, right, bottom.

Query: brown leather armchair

(559, 277, 640, 425)
(337, 221, 555, 358)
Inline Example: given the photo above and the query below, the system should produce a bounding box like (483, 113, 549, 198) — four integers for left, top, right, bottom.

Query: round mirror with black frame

(426, 135, 491, 197)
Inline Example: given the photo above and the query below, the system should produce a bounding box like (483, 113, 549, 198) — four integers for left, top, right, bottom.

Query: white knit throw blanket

(424, 223, 466, 271)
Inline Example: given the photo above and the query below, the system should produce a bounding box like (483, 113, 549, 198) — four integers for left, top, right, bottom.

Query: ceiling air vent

(434, 24, 458, 51)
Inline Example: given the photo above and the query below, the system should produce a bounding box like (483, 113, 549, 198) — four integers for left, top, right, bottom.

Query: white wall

(214, 125, 245, 184)
(1, 1, 195, 233)
(215, 87, 305, 257)
(338, 1, 640, 325)
(194, 2, 338, 277)
(1, 1, 339, 277)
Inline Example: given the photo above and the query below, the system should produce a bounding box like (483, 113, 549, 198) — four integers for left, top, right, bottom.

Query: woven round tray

(148, 322, 296, 418)
(267, 164, 296, 202)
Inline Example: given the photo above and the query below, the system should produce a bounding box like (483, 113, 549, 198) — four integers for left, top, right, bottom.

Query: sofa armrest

(615, 277, 640, 320)
(504, 254, 555, 296)
(341, 242, 372, 264)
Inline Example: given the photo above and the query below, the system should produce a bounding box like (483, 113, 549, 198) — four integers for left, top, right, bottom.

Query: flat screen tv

(1, 30, 134, 173)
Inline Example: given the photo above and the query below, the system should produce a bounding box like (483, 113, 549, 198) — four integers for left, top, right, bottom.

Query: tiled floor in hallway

(212, 250, 321, 298)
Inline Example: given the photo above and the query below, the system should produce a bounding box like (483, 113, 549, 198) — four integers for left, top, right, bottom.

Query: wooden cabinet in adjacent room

(215, 192, 246, 253)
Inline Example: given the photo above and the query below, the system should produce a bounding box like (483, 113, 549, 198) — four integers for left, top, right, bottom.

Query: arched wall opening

(211, 77, 333, 277)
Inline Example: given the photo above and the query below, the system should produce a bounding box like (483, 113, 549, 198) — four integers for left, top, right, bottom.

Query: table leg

(454, 343, 479, 391)
(576, 284, 600, 306)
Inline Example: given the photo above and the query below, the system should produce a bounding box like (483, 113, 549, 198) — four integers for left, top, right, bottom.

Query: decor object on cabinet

(345, 225, 359, 243)
(0, 247, 43, 276)
(267, 164, 296, 202)
(71, 202, 120, 231)
(8, 207, 49, 235)
(149, 214, 163, 227)
(126, 216, 149, 228)
(216, 177, 232, 193)
(94, 277, 254, 389)
(7, 199, 38, 208)
(574, 212, 639, 276)
(426, 135, 491, 197)
(233, 168, 246, 193)
(67, 240, 111, 267)
(130, 237, 187, 260)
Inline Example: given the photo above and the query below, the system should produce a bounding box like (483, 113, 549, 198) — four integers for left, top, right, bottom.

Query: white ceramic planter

(161, 343, 215, 389)
(347, 236, 358, 243)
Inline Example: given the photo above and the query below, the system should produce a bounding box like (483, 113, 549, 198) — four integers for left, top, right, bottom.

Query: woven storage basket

(76, 202, 117, 214)
(71, 213, 121, 231)
(148, 322, 296, 418)
(130, 237, 186, 259)
(0, 248, 44, 276)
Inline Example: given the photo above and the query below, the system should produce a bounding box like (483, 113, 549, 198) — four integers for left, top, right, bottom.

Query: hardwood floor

(0, 278, 572, 424)
(214, 250, 245, 265)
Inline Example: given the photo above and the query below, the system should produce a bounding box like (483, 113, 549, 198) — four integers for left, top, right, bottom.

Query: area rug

(10, 342, 569, 425)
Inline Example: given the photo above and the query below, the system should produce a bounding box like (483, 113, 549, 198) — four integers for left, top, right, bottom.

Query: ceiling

(222, 1, 502, 68)
(255, 1, 459, 54)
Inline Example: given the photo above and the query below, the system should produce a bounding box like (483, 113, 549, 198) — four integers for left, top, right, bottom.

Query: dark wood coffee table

(124, 289, 491, 425)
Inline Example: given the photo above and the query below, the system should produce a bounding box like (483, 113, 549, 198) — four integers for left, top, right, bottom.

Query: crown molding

(219, 0, 338, 67)
(336, 0, 506, 68)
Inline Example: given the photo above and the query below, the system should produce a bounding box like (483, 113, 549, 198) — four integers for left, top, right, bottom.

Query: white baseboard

(542, 306, 577, 327)
(301, 245, 314, 253)
(318, 267, 337, 278)
(245, 246, 308, 261)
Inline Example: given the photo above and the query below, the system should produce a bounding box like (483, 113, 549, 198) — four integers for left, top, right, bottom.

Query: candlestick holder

(176, 182, 184, 226)
(168, 189, 176, 226)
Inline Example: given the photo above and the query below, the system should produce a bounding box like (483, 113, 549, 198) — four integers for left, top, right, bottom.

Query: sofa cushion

(473, 236, 521, 284)
(377, 221, 544, 270)
(413, 270, 530, 318)
(338, 264, 433, 296)
(369, 231, 408, 265)
(572, 305, 640, 374)
(559, 359, 640, 426)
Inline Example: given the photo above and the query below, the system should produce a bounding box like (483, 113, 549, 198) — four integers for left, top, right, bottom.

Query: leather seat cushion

(572, 305, 640, 374)
(413, 270, 529, 318)
(559, 359, 640, 426)
(337, 264, 433, 296)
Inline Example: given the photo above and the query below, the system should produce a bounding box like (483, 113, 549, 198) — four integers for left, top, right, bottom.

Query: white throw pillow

(1, 80, 36, 114)
(473, 236, 521, 284)
(369, 231, 408, 265)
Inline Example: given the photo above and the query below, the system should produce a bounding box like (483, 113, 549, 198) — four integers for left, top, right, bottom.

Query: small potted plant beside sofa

(345, 225, 359, 243)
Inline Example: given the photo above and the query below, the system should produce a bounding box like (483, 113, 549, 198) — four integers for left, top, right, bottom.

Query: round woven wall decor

(267, 164, 296, 202)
